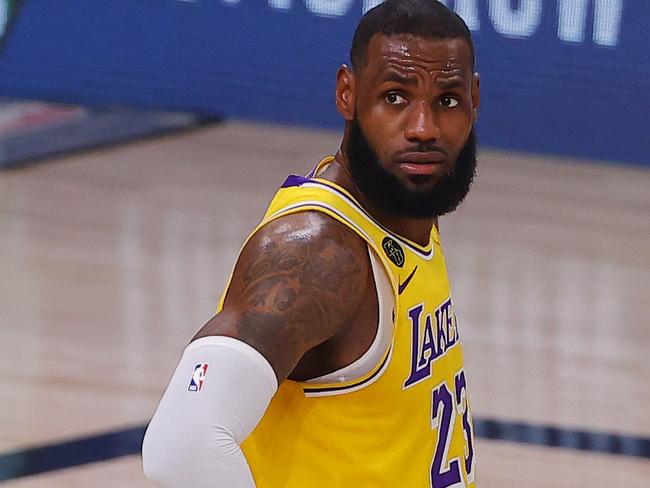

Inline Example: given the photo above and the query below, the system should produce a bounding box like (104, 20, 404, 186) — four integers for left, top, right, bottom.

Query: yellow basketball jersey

(218, 157, 476, 487)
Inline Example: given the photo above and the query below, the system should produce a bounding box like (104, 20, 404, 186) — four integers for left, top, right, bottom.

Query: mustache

(394, 143, 449, 157)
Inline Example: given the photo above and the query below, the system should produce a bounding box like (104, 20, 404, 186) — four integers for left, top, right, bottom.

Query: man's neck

(317, 153, 436, 247)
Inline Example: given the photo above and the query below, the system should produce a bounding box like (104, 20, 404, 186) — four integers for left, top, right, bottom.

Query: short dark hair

(350, 0, 475, 70)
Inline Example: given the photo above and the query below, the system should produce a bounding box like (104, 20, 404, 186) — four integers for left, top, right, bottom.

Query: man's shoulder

(215, 209, 374, 381)
(226, 210, 373, 314)
(248, 210, 368, 259)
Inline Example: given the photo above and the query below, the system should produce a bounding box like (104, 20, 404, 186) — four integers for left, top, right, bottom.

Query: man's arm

(142, 212, 372, 487)
(196, 211, 371, 381)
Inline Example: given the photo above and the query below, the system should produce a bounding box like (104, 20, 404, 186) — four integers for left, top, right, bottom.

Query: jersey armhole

(301, 246, 396, 397)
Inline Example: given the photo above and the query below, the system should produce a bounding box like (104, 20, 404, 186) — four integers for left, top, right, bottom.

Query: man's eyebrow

(379, 70, 468, 89)
(435, 78, 465, 90)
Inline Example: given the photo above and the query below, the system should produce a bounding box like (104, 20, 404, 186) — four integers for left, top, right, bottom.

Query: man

(142, 0, 480, 486)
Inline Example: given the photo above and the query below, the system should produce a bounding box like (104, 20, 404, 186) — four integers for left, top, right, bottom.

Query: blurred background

(0, 0, 648, 486)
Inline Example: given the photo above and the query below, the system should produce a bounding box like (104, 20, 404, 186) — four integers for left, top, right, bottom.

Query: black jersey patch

(382, 237, 405, 268)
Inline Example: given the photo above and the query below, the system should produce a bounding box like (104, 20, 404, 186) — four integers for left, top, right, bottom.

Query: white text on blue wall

(210, 0, 623, 47)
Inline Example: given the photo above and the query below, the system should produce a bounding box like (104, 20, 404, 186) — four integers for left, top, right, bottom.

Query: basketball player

(142, 0, 480, 486)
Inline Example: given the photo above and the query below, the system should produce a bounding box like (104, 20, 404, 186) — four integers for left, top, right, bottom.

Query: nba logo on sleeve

(188, 363, 209, 392)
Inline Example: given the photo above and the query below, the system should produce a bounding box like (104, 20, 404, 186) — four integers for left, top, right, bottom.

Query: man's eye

(385, 93, 407, 105)
(440, 96, 460, 108)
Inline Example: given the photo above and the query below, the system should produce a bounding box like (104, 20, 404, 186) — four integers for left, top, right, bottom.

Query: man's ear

(336, 64, 356, 121)
(471, 72, 481, 124)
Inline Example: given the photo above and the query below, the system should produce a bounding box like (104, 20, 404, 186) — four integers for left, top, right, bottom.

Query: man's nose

(404, 102, 441, 143)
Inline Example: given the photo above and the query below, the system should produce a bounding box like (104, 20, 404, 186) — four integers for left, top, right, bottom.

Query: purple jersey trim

(280, 174, 311, 188)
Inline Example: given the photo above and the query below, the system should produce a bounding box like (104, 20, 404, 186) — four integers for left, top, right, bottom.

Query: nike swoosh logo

(398, 266, 418, 295)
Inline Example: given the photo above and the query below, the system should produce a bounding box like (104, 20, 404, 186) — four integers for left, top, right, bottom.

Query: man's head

(336, 0, 480, 219)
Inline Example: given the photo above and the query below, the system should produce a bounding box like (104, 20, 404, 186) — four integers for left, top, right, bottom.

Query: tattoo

(222, 213, 369, 380)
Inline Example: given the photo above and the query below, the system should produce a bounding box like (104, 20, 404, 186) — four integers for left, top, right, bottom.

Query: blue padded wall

(1, 0, 648, 165)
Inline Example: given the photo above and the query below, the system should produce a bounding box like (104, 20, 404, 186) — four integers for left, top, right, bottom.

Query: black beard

(346, 118, 477, 219)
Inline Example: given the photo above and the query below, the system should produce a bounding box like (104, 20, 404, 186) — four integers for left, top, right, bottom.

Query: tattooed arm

(142, 212, 373, 487)
(193, 210, 373, 382)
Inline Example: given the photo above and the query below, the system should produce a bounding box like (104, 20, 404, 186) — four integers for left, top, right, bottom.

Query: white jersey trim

(303, 247, 395, 397)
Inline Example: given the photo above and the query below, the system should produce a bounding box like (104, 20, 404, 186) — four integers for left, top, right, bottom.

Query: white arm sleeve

(142, 336, 278, 488)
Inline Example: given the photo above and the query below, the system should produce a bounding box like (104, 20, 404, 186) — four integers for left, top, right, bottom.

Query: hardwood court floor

(1, 121, 649, 486)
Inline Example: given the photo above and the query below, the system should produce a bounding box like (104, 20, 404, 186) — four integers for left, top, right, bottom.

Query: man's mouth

(395, 152, 447, 175)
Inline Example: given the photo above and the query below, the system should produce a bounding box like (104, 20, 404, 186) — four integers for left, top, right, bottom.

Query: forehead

(362, 34, 473, 79)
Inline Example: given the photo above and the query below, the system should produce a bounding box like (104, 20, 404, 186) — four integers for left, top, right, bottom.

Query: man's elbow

(142, 421, 185, 485)
(142, 418, 212, 486)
